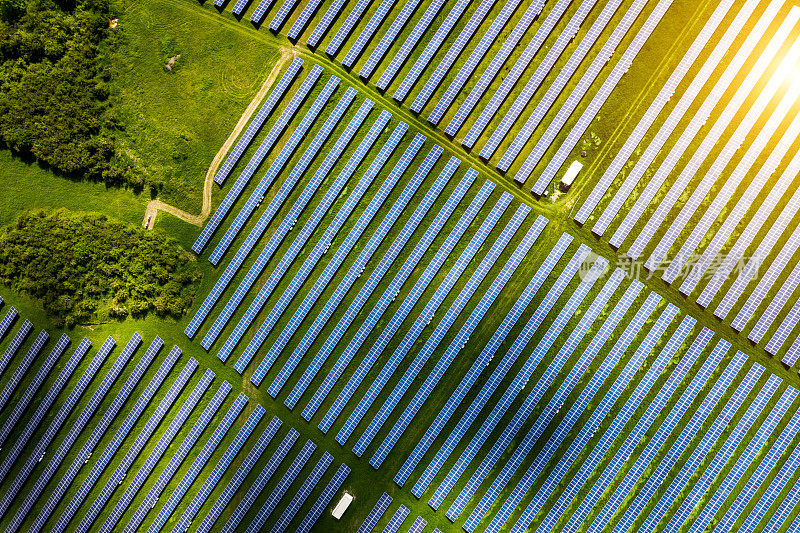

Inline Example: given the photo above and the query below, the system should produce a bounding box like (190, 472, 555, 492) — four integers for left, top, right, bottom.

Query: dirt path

(143, 48, 296, 229)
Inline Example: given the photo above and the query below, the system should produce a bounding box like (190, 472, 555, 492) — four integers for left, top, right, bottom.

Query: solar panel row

(0, 318, 32, 374)
(295, 463, 350, 533)
(307, 0, 347, 47)
(383, 504, 409, 533)
(342, 0, 397, 68)
(271, 451, 333, 533)
(0, 306, 18, 343)
(359, 0, 422, 79)
(250, 0, 276, 23)
(359, 493, 392, 533)
(0, 329, 54, 414)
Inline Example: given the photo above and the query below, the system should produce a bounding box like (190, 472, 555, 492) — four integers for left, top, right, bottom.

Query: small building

(559, 160, 583, 191)
(332, 492, 354, 520)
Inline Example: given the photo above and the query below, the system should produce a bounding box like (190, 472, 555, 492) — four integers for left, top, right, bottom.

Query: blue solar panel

(348, 193, 514, 454)
(0, 307, 18, 344)
(294, 159, 465, 418)
(0, 329, 52, 414)
(0, 318, 32, 375)
(359, 0, 422, 79)
(250, 0, 276, 23)
(0, 334, 93, 488)
(342, 0, 398, 68)
(598, 350, 751, 533)
(408, 516, 427, 533)
(269, 0, 298, 30)
(184, 87, 355, 340)
(383, 505, 409, 533)
(287, 0, 322, 39)
(296, 463, 350, 533)
(52, 340, 176, 533)
(393, 0, 472, 102)
(148, 393, 249, 533)
(379, 215, 547, 469)
(197, 416, 282, 533)
(525, 0, 674, 191)
(174, 403, 264, 532)
(124, 381, 231, 533)
(467, 293, 665, 533)
(193, 66, 320, 254)
(498, 304, 679, 533)
(213, 58, 302, 186)
(0, 336, 99, 524)
(231, 0, 251, 15)
(220, 106, 385, 367)
(99, 369, 215, 533)
(306, 0, 347, 47)
(366, 204, 534, 466)
(410, 0, 498, 113)
(27, 334, 145, 533)
(222, 428, 300, 532)
(443, 0, 546, 135)
(327, 0, 375, 56)
(555, 327, 713, 533)
(359, 493, 393, 533)
(375, 0, 444, 91)
(77, 353, 196, 533)
(431, 245, 606, 510)
(208, 71, 336, 265)
(244, 440, 316, 533)
(269, 140, 435, 398)
(246, 120, 408, 384)
(576, 0, 749, 226)
(467, 0, 574, 152)
(323, 180, 495, 436)
(272, 451, 333, 533)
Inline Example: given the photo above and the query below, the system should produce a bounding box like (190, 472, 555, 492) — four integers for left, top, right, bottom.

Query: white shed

(559, 160, 583, 191)
(331, 492, 354, 520)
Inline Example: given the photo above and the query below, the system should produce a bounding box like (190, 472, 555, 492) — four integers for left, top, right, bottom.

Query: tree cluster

(0, 0, 139, 188)
(0, 210, 201, 326)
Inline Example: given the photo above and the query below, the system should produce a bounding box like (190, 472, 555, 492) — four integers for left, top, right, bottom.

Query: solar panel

(250, 0, 276, 23)
(468, 0, 576, 152)
(576, 0, 751, 226)
(231, 0, 251, 15)
(193, 65, 320, 254)
(100, 369, 215, 533)
(246, 121, 409, 384)
(307, 0, 347, 47)
(408, 516, 427, 533)
(322, 180, 495, 435)
(229, 111, 392, 372)
(148, 393, 249, 533)
(359, 0, 422, 79)
(653, 372, 778, 533)
(430, 244, 604, 509)
(596, 350, 750, 533)
(0, 318, 32, 375)
(369, 206, 540, 467)
(287, 0, 320, 39)
(410, 0, 498, 113)
(0, 336, 99, 524)
(655, 80, 800, 282)
(327, 0, 376, 56)
(270, 141, 435, 398)
(505, 0, 646, 177)
(375, 0, 445, 91)
(174, 404, 264, 532)
(751, 256, 800, 349)
(687, 386, 796, 533)
(503, 304, 696, 531)
(77, 353, 196, 532)
(553, 326, 711, 533)
(222, 428, 299, 532)
(213, 58, 302, 186)
(124, 381, 231, 533)
(271, 451, 333, 533)
(207, 98, 374, 359)
(383, 505, 409, 533)
(27, 334, 144, 533)
(208, 70, 336, 265)
(184, 87, 355, 340)
(296, 463, 350, 533)
(51, 339, 175, 533)
(0, 329, 53, 414)
(468, 294, 666, 533)
(525, 0, 676, 191)
(359, 493, 393, 533)
(767, 294, 800, 358)
(444, 0, 546, 135)
(197, 416, 282, 533)
(610, 13, 797, 252)
(342, 0, 398, 68)
(294, 159, 464, 417)
(0, 307, 18, 344)
(269, 0, 298, 30)
(348, 193, 514, 454)
(393, 0, 472, 102)
(0, 334, 93, 488)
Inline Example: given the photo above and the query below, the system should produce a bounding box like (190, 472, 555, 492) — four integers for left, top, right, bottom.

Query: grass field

(2, 0, 800, 531)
